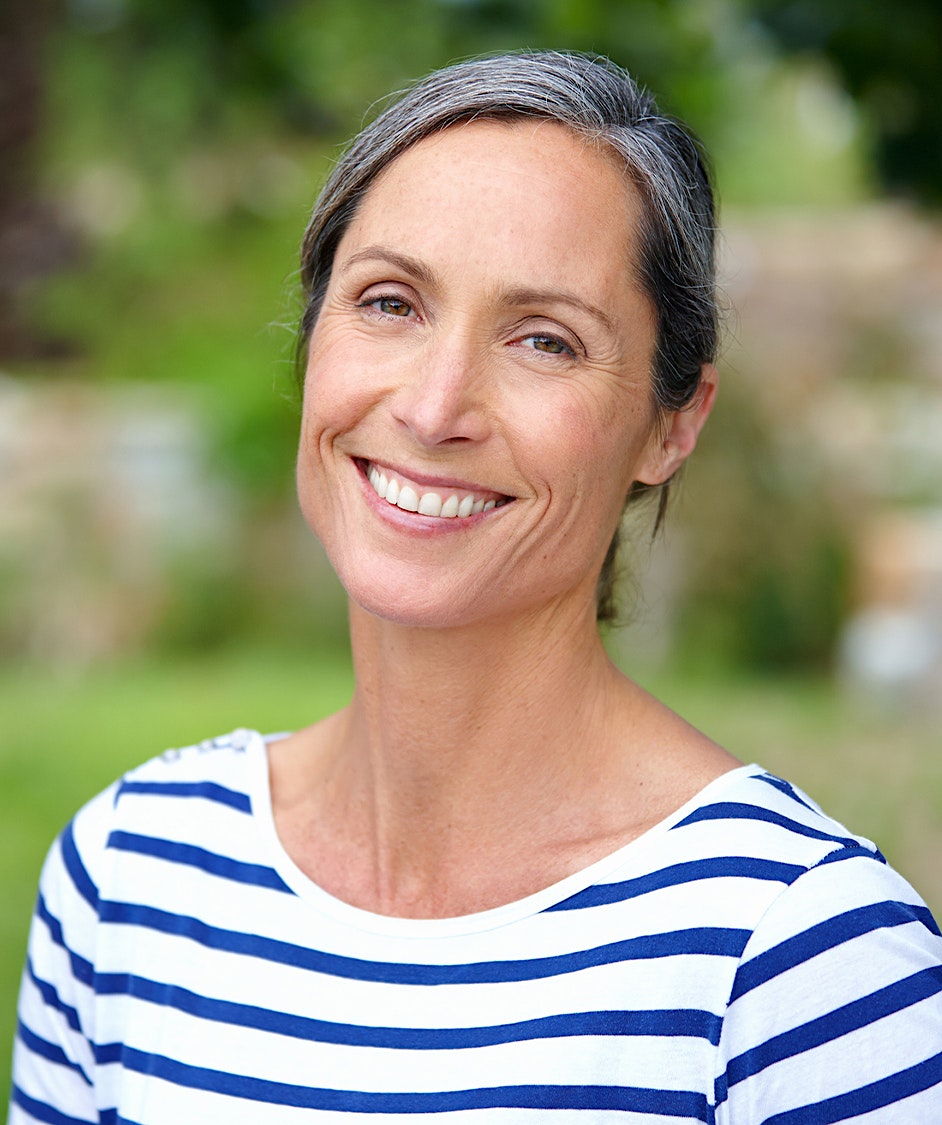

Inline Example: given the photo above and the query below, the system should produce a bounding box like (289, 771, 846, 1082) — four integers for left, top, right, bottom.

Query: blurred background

(2, 0, 942, 1090)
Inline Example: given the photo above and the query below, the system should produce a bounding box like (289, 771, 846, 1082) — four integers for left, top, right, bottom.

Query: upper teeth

(367, 465, 500, 519)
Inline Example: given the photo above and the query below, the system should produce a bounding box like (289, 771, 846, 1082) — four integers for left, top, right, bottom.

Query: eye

(361, 294, 415, 318)
(520, 333, 575, 357)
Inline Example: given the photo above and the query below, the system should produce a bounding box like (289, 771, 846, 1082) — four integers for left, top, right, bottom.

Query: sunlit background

(3, 0, 942, 1092)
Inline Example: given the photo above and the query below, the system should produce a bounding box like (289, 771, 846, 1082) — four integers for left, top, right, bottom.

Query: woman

(11, 51, 942, 1123)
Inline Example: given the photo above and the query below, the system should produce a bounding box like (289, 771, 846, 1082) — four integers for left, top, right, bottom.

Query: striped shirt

(10, 728, 942, 1123)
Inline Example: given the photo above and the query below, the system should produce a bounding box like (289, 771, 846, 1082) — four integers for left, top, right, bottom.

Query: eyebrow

(501, 286, 617, 336)
(340, 247, 437, 287)
(340, 245, 618, 335)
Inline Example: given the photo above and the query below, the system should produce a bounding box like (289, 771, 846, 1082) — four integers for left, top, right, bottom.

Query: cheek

(540, 382, 653, 495)
(300, 324, 381, 442)
(302, 344, 349, 428)
(295, 403, 328, 534)
(296, 338, 350, 507)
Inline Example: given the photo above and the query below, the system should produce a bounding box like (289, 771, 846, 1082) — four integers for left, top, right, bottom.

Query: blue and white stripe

(10, 731, 942, 1123)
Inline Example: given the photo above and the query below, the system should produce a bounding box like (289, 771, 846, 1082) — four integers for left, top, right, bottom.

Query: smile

(363, 461, 511, 519)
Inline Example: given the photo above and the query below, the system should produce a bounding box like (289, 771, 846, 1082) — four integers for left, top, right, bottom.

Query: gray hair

(296, 50, 719, 621)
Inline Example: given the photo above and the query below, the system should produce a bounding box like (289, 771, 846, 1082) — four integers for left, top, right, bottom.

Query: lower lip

(355, 461, 508, 534)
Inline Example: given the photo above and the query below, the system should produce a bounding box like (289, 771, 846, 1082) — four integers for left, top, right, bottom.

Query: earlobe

(636, 364, 718, 485)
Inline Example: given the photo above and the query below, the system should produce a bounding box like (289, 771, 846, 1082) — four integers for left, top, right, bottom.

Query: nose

(392, 338, 491, 447)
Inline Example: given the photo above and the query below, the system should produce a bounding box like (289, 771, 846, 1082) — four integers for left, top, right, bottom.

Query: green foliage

(671, 375, 854, 671)
(29, 151, 310, 495)
(44, 0, 875, 203)
(750, 0, 942, 203)
(148, 523, 352, 656)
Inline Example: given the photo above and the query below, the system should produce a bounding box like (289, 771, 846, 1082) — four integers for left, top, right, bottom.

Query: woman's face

(298, 119, 704, 629)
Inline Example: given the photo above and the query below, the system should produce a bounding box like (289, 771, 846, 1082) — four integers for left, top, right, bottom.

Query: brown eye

(377, 297, 412, 317)
(524, 334, 572, 356)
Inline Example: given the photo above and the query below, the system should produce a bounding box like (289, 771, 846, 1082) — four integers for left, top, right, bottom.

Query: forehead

(342, 119, 646, 298)
(376, 116, 631, 192)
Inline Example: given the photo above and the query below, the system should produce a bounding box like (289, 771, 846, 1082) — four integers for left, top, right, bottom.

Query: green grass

(3, 652, 940, 1101)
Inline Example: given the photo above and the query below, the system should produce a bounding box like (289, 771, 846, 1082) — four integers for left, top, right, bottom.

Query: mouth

(358, 459, 513, 519)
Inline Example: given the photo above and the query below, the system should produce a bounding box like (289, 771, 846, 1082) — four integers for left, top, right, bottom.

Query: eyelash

(519, 333, 576, 358)
(357, 292, 579, 360)
(358, 293, 416, 319)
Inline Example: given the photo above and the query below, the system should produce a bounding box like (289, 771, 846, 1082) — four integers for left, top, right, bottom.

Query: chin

(344, 573, 487, 631)
(344, 565, 595, 634)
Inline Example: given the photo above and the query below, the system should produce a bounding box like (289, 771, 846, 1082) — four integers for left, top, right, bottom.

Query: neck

(348, 592, 612, 768)
(272, 591, 736, 917)
(303, 595, 644, 907)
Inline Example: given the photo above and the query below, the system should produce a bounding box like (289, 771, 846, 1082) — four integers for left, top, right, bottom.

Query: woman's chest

(90, 908, 734, 1123)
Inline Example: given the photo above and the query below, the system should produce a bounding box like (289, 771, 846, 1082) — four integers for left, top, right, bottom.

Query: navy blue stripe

(115, 779, 251, 813)
(106, 831, 291, 893)
(10, 1084, 95, 1125)
(26, 958, 83, 1035)
(814, 843, 887, 867)
(97, 900, 749, 983)
(730, 900, 940, 1003)
(674, 802, 862, 849)
(113, 1046, 711, 1116)
(16, 1020, 92, 1085)
(99, 1114, 145, 1125)
(549, 857, 804, 911)
(752, 774, 817, 811)
(36, 895, 94, 988)
(59, 823, 99, 913)
(93, 971, 723, 1047)
(723, 966, 942, 1093)
(763, 1049, 942, 1123)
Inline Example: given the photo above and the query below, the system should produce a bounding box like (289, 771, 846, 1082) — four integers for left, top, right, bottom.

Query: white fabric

(10, 729, 942, 1123)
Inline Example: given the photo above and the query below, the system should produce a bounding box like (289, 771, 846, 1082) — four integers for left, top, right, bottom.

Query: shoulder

(12, 730, 271, 1119)
(610, 766, 903, 936)
(702, 770, 942, 1121)
(48, 728, 266, 911)
(671, 767, 886, 871)
(111, 727, 260, 817)
(672, 766, 939, 971)
(714, 770, 941, 1008)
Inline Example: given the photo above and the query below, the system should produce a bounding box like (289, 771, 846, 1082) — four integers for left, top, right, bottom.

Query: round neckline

(244, 729, 761, 939)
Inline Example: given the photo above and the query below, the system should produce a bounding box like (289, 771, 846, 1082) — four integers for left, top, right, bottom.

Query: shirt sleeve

(9, 786, 117, 1125)
(714, 847, 942, 1123)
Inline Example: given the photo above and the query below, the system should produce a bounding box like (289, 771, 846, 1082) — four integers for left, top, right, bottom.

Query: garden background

(3, 0, 942, 1098)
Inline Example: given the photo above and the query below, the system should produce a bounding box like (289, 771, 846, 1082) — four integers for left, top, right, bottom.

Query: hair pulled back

(296, 51, 719, 620)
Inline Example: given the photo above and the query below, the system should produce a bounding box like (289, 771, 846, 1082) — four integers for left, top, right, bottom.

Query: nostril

(391, 361, 490, 447)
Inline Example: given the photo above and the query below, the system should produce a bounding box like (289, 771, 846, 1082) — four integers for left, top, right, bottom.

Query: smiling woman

(10, 51, 942, 1125)
(296, 118, 690, 631)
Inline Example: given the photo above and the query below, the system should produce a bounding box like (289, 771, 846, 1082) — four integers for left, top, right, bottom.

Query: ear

(636, 364, 718, 486)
